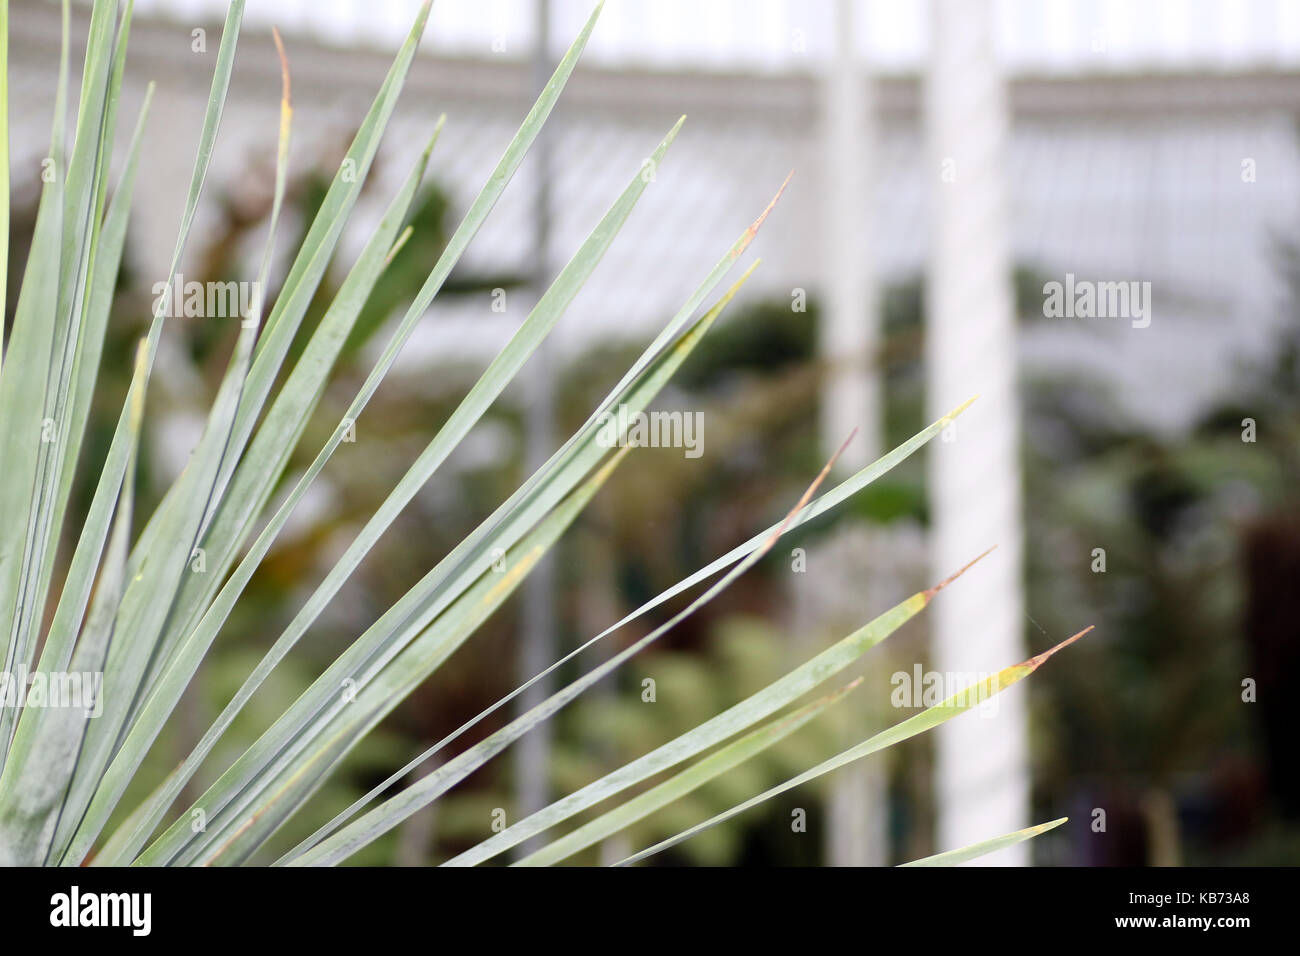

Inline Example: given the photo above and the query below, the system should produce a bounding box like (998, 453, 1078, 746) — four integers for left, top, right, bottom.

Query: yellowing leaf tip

(943, 395, 978, 423)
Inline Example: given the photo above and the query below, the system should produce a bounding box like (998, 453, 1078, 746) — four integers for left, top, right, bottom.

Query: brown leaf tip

(1025, 625, 1095, 671)
(757, 427, 852, 556)
(923, 545, 997, 601)
(272, 27, 292, 109)
(734, 170, 794, 257)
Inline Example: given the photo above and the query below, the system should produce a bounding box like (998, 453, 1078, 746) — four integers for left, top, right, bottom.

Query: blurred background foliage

(9, 134, 1298, 866)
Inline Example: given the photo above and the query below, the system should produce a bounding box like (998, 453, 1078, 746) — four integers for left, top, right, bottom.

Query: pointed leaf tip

(923, 545, 997, 601)
(898, 817, 1068, 867)
(1025, 625, 1094, 671)
(833, 427, 858, 462)
(944, 395, 979, 421)
(756, 437, 846, 556)
(272, 27, 291, 109)
(734, 171, 793, 258)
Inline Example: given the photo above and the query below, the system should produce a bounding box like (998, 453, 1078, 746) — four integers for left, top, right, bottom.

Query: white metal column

(924, 0, 1029, 865)
(820, 0, 880, 470)
(819, 0, 885, 867)
(516, 0, 556, 860)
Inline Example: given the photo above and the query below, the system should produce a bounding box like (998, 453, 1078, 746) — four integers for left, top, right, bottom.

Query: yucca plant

(0, 0, 1086, 867)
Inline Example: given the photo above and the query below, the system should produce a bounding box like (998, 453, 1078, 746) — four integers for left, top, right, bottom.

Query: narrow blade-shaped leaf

(898, 818, 1068, 867)
(614, 628, 1094, 866)
(515, 679, 865, 867)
